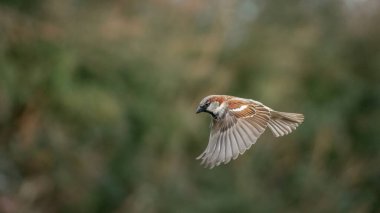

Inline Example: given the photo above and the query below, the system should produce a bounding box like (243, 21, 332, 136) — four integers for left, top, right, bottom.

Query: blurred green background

(0, 0, 379, 212)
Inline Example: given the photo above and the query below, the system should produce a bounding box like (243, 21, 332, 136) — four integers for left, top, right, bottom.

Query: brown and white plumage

(195, 95, 304, 169)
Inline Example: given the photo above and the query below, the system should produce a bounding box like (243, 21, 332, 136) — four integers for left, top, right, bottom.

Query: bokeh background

(0, 0, 379, 212)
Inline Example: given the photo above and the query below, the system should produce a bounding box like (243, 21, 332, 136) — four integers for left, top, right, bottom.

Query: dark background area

(0, 0, 379, 212)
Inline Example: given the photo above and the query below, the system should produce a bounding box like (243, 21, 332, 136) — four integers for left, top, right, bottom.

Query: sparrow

(196, 95, 304, 169)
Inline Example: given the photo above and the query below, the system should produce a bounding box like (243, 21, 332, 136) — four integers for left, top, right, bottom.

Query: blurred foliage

(0, 0, 379, 212)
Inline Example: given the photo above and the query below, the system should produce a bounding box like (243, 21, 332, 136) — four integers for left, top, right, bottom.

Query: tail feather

(268, 111, 304, 137)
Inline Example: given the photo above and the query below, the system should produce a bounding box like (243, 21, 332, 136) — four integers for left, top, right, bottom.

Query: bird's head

(196, 95, 227, 119)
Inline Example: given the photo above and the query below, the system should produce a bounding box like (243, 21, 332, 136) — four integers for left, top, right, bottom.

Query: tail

(267, 111, 304, 137)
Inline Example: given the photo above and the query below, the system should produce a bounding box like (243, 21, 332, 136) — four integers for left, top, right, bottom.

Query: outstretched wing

(197, 101, 271, 169)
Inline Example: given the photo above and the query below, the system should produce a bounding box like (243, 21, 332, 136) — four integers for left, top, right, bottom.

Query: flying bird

(196, 95, 304, 169)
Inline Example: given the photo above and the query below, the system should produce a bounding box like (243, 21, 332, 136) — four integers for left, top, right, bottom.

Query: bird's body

(196, 95, 304, 168)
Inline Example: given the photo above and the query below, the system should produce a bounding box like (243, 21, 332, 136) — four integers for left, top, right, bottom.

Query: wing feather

(211, 138, 221, 167)
(225, 129, 233, 164)
(236, 125, 251, 150)
(232, 129, 244, 154)
(243, 119, 261, 137)
(268, 120, 281, 137)
(198, 101, 271, 168)
(229, 129, 240, 160)
(218, 131, 226, 165)
(272, 121, 286, 136)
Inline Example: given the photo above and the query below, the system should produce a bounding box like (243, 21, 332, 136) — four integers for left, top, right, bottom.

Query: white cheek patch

(231, 105, 248, 112)
(216, 102, 227, 111)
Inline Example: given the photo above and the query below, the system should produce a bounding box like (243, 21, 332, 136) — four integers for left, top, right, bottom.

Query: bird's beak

(196, 106, 204, 114)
